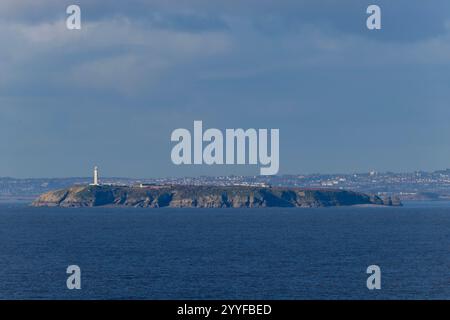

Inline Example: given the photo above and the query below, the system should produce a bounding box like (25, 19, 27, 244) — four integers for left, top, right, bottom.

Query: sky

(1, 0, 450, 178)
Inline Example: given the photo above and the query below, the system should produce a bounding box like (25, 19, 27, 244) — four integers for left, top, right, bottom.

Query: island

(31, 185, 401, 208)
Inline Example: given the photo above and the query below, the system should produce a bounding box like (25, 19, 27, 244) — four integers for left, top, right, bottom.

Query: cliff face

(31, 185, 399, 208)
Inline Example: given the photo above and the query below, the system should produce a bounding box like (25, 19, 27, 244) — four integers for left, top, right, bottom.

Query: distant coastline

(2, 169, 450, 203)
(32, 185, 401, 208)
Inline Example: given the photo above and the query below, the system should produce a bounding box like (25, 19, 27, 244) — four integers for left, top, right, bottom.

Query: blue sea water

(0, 203, 449, 300)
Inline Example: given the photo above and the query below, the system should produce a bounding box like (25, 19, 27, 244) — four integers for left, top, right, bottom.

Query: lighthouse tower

(91, 166, 99, 186)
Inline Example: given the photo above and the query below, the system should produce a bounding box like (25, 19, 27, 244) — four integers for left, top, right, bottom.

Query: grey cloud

(2, 1, 450, 177)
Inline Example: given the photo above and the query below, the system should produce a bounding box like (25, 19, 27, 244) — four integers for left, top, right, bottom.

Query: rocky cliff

(31, 185, 400, 208)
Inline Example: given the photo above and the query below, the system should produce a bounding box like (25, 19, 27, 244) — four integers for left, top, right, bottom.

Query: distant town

(2, 169, 450, 202)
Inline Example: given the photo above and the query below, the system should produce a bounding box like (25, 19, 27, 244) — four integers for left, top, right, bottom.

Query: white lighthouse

(90, 166, 99, 186)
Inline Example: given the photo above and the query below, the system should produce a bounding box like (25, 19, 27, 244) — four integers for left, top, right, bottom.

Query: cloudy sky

(1, 0, 450, 178)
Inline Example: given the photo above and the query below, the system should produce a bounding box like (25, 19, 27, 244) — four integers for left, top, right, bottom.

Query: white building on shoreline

(90, 166, 100, 186)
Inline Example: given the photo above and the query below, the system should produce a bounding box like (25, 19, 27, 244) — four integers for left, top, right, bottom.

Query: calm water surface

(0, 203, 449, 299)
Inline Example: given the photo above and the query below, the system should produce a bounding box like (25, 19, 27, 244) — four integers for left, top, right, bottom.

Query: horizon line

(1, 168, 450, 181)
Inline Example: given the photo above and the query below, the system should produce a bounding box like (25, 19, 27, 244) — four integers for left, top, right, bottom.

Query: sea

(0, 201, 449, 300)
